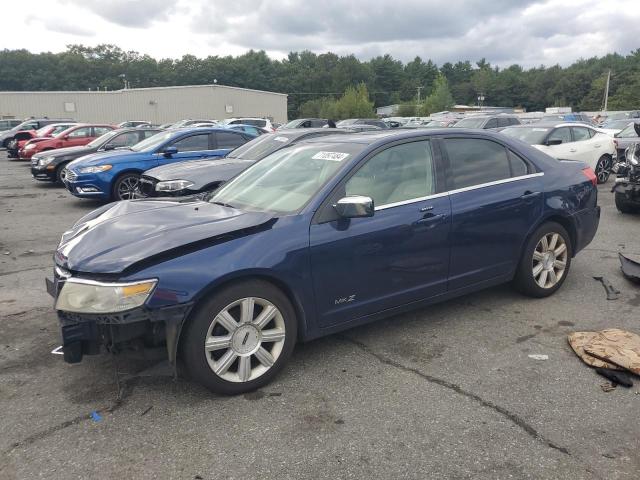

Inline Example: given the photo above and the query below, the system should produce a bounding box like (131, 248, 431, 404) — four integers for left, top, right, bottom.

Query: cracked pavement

(1, 153, 639, 479)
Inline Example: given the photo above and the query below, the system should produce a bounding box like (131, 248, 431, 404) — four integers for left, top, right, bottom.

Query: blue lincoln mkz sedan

(62, 127, 255, 201)
(49, 129, 600, 394)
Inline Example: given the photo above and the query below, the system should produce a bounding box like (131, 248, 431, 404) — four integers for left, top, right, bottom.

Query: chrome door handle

(569, 149, 577, 152)
(419, 205, 434, 212)
(594, 144, 601, 148)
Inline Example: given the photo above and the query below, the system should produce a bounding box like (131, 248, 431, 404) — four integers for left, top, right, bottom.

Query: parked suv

(0, 119, 22, 132)
(0, 118, 75, 148)
(453, 115, 521, 130)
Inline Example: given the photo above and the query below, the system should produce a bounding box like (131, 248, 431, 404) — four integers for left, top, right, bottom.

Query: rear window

(215, 131, 246, 149)
(241, 119, 266, 128)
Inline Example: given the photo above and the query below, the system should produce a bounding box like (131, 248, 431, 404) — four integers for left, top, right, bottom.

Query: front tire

(513, 222, 572, 298)
(615, 192, 639, 214)
(595, 155, 611, 184)
(181, 280, 297, 394)
(55, 164, 67, 184)
(112, 173, 141, 201)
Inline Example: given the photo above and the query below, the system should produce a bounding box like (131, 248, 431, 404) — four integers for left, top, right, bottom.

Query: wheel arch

(175, 272, 309, 355)
(536, 214, 577, 255)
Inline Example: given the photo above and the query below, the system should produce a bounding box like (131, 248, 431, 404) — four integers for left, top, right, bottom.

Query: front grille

(65, 169, 78, 182)
(138, 176, 157, 197)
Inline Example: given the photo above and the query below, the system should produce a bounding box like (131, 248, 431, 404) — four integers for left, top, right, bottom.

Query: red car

(9, 123, 77, 155)
(19, 124, 116, 159)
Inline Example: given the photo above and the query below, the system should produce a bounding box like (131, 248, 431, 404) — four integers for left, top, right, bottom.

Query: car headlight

(155, 179, 194, 192)
(56, 279, 157, 313)
(38, 156, 55, 166)
(79, 165, 113, 173)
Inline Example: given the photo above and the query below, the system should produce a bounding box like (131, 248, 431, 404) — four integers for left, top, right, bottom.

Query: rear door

(214, 131, 249, 156)
(442, 136, 543, 289)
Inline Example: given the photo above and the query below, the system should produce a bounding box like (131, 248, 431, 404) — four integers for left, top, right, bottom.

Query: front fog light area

(156, 179, 194, 192)
(56, 279, 157, 313)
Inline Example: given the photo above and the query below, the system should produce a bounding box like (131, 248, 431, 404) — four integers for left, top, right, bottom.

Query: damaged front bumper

(46, 274, 192, 365)
(611, 178, 640, 203)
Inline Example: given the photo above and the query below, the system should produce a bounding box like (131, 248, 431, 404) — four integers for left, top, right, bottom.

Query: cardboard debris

(567, 332, 621, 370)
(584, 329, 640, 376)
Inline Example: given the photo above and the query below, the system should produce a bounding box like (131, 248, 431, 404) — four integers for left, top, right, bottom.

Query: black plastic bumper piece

(61, 321, 101, 363)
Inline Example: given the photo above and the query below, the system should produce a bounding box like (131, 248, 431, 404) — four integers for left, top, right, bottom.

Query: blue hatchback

(63, 127, 255, 201)
(50, 129, 600, 394)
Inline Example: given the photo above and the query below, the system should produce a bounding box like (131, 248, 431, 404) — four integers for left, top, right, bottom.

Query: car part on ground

(619, 253, 640, 283)
(49, 129, 600, 393)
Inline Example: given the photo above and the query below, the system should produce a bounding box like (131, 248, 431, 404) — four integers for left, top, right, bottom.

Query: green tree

(420, 75, 455, 115)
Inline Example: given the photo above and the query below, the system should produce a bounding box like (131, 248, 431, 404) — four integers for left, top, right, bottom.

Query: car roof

(506, 122, 594, 129)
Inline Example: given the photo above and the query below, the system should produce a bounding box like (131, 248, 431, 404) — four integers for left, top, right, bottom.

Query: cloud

(65, 0, 179, 27)
(25, 14, 94, 37)
(8, 0, 640, 68)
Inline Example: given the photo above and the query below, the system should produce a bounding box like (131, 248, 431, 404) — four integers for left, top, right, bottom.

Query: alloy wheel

(595, 156, 611, 183)
(117, 176, 140, 200)
(532, 232, 568, 288)
(204, 297, 286, 383)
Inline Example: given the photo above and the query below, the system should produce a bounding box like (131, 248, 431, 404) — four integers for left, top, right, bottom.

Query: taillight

(582, 167, 597, 187)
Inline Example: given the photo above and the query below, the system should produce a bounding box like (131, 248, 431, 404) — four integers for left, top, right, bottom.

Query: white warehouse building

(0, 84, 288, 124)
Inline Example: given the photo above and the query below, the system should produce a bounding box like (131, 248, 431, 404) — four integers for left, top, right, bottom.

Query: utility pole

(416, 86, 424, 104)
(603, 70, 611, 112)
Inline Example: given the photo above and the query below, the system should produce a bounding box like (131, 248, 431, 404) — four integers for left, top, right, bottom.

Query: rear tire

(513, 222, 572, 298)
(615, 192, 639, 214)
(181, 280, 297, 395)
(595, 155, 611, 184)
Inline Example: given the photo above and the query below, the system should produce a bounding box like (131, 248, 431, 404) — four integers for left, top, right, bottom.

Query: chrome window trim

(375, 192, 448, 211)
(374, 173, 544, 211)
(448, 172, 544, 195)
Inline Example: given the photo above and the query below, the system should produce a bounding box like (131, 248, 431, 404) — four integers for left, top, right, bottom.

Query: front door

(64, 126, 93, 147)
(309, 139, 451, 327)
(157, 132, 215, 167)
(442, 137, 544, 289)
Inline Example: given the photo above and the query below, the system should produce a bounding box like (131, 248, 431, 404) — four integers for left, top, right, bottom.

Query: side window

(109, 132, 139, 147)
(141, 130, 159, 140)
(445, 138, 511, 189)
(547, 127, 572, 144)
(508, 151, 530, 177)
(215, 131, 246, 149)
(485, 118, 498, 129)
(68, 127, 92, 137)
(497, 118, 510, 128)
(572, 127, 591, 141)
(509, 118, 520, 126)
(20, 123, 38, 131)
(171, 133, 210, 151)
(345, 141, 434, 207)
(93, 127, 112, 137)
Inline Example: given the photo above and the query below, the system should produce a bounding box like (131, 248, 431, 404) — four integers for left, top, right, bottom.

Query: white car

(220, 117, 276, 132)
(596, 119, 635, 137)
(501, 122, 616, 184)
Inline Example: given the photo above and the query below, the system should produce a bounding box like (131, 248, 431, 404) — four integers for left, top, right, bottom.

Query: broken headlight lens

(56, 279, 157, 313)
(155, 179, 194, 192)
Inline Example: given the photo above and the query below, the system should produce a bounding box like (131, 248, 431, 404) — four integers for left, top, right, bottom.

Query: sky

(6, 0, 640, 68)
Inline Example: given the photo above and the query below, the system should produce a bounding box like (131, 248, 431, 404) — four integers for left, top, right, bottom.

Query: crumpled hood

(56, 197, 274, 274)
(144, 158, 255, 187)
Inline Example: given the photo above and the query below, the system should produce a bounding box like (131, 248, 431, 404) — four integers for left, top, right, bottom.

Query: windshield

(130, 131, 171, 152)
(226, 134, 292, 161)
(87, 130, 119, 148)
(280, 119, 303, 129)
(34, 126, 50, 136)
(453, 117, 487, 128)
(617, 124, 639, 138)
(603, 119, 631, 129)
(210, 142, 365, 214)
(336, 119, 358, 126)
(501, 126, 549, 144)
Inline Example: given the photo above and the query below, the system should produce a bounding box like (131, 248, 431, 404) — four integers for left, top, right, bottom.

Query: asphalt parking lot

(1, 152, 639, 479)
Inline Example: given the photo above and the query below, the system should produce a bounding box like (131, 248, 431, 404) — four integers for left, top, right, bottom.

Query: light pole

(119, 73, 127, 90)
(477, 94, 485, 109)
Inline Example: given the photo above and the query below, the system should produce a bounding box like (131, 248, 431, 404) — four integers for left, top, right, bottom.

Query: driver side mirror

(334, 195, 374, 219)
(103, 144, 116, 151)
(162, 146, 178, 157)
(547, 139, 562, 146)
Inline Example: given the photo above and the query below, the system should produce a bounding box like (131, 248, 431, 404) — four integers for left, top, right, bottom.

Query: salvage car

(19, 124, 116, 160)
(336, 118, 389, 129)
(611, 123, 640, 213)
(138, 128, 355, 197)
(279, 118, 330, 129)
(31, 128, 162, 183)
(49, 129, 600, 394)
(501, 122, 616, 183)
(62, 127, 254, 201)
(613, 120, 640, 160)
(452, 114, 521, 129)
(0, 118, 74, 149)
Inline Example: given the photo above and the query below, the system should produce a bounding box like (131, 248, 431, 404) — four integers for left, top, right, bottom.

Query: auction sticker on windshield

(312, 151, 350, 161)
